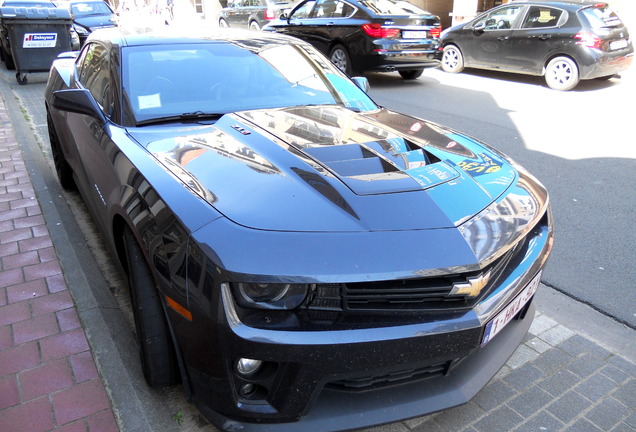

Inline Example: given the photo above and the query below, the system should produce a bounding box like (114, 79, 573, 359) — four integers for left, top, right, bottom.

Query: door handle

(497, 36, 509, 41)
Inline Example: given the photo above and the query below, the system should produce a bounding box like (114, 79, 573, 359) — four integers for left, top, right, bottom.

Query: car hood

(131, 106, 520, 233)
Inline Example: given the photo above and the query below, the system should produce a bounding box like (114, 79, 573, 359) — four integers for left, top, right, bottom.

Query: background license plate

(481, 271, 542, 346)
(610, 39, 628, 50)
(402, 30, 427, 39)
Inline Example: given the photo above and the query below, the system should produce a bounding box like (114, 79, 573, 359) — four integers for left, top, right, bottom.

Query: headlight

(234, 283, 308, 310)
(73, 24, 89, 35)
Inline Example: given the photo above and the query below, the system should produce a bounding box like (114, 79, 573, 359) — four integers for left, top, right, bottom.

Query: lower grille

(326, 360, 452, 392)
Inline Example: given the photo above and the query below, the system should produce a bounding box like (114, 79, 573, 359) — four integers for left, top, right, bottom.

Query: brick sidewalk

(0, 99, 118, 431)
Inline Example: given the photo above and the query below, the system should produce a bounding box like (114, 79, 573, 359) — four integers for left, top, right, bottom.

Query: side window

(522, 7, 563, 28)
(477, 5, 524, 30)
(313, 0, 352, 18)
(78, 43, 113, 118)
(291, 0, 316, 19)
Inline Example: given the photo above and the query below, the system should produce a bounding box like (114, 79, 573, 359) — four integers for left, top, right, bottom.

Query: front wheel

(441, 45, 464, 73)
(398, 69, 424, 80)
(123, 227, 180, 388)
(330, 44, 352, 76)
(219, 18, 229, 28)
(47, 112, 76, 190)
(249, 20, 260, 31)
(545, 56, 579, 91)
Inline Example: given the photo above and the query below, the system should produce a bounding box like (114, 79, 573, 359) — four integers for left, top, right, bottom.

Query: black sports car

(45, 27, 553, 431)
(439, 1, 634, 90)
(264, 0, 441, 78)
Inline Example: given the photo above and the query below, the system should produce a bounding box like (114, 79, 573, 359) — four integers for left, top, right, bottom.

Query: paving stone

(0, 325, 11, 349)
(52, 379, 111, 426)
(575, 372, 621, 402)
(474, 379, 516, 411)
(433, 401, 486, 431)
(531, 347, 575, 374)
(508, 385, 554, 417)
(526, 336, 552, 354)
(40, 328, 90, 363)
(30, 290, 74, 317)
(56, 421, 88, 432)
(546, 390, 591, 423)
(473, 405, 523, 432)
(539, 368, 581, 397)
(568, 354, 610, 378)
(0, 300, 29, 326)
(0, 267, 23, 290)
(19, 235, 53, 253)
(512, 411, 564, 432)
(70, 351, 99, 383)
(0, 341, 40, 376)
(12, 313, 59, 345)
(86, 410, 119, 432)
(24, 259, 62, 282)
(600, 365, 631, 384)
(611, 379, 636, 409)
(20, 359, 74, 401)
(607, 356, 636, 378)
(585, 397, 631, 430)
(1, 249, 39, 270)
(0, 396, 54, 432)
(507, 344, 540, 369)
(503, 363, 545, 391)
(528, 314, 557, 336)
(0, 374, 19, 409)
(6, 278, 48, 304)
(46, 273, 68, 294)
(570, 418, 605, 432)
(57, 308, 82, 332)
(559, 335, 612, 359)
(410, 416, 447, 432)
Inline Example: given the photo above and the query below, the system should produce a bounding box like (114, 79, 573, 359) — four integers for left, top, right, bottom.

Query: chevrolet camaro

(44, 27, 553, 431)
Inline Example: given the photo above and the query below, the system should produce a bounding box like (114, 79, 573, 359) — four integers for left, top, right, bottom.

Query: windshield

(122, 41, 377, 125)
(71, 1, 113, 16)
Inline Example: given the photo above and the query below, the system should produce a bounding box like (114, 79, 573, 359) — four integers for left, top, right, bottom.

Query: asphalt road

(365, 67, 636, 329)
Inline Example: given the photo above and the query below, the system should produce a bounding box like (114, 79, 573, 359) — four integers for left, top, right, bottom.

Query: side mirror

(473, 21, 486, 32)
(52, 89, 106, 123)
(351, 76, 370, 93)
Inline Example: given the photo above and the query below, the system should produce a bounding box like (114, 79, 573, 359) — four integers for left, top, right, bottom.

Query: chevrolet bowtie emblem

(450, 271, 491, 297)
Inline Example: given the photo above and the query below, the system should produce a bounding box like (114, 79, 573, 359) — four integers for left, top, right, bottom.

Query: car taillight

(430, 26, 441, 38)
(265, 9, 275, 20)
(362, 23, 400, 38)
(575, 31, 602, 49)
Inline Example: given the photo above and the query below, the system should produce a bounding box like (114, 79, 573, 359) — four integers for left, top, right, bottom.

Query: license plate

(481, 271, 542, 346)
(610, 39, 628, 50)
(402, 30, 428, 39)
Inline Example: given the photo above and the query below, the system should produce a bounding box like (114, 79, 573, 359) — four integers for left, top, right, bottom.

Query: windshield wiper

(136, 111, 224, 126)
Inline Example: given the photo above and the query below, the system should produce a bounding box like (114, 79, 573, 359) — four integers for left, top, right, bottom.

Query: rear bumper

(356, 38, 441, 72)
(578, 48, 634, 79)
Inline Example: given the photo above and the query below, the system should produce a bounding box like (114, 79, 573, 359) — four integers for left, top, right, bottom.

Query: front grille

(303, 235, 527, 313)
(326, 360, 452, 392)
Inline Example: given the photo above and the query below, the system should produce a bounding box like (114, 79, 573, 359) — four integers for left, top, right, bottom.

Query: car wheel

(441, 45, 464, 73)
(219, 18, 229, 28)
(330, 44, 352, 76)
(47, 111, 76, 190)
(123, 226, 180, 388)
(545, 56, 579, 91)
(398, 69, 424, 80)
(249, 20, 260, 31)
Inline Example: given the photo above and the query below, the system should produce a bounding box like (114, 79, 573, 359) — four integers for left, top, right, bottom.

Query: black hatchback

(439, 1, 633, 90)
(264, 0, 441, 79)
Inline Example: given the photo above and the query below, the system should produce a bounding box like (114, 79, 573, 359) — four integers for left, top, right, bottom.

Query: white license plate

(610, 39, 628, 50)
(481, 271, 542, 346)
(402, 30, 428, 39)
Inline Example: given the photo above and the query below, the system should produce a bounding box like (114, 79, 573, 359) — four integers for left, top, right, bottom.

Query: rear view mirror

(473, 21, 486, 32)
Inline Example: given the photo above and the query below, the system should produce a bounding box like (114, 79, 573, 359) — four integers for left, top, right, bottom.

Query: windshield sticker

(23, 33, 57, 48)
(138, 94, 161, 110)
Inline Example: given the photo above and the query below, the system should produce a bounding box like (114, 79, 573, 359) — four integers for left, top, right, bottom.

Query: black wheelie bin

(0, 6, 72, 84)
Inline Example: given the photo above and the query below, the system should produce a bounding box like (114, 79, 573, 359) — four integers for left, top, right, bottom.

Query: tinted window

(475, 5, 523, 30)
(359, 0, 428, 15)
(122, 42, 376, 125)
(291, 0, 315, 18)
(580, 4, 622, 28)
(70, 1, 113, 16)
(78, 43, 113, 117)
(522, 6, 563, 29)
(312, 0, 353, 18)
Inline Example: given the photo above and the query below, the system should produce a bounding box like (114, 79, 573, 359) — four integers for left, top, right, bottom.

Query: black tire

(47, 112, 76, 190)
(219, 18, 229, 28)
(123, 227, 179, 388)
(249, 20, 260, 31)
(441, 44, 464, 73)
(16, 73, 27, 85)
(330, 44, 352, 76)
(398, 69, 424, 80)
(545, 56, 579, 91)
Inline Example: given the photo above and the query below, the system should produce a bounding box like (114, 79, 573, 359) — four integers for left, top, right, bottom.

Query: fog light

(237, 358, 263, 376)
(240, 383, 256, 397)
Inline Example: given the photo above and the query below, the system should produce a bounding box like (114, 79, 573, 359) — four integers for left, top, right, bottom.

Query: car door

(66, 42, 121, 233)
(504, 5, 567, 74)
(269, 0, 323, 50)
(461, 4, 525, 69)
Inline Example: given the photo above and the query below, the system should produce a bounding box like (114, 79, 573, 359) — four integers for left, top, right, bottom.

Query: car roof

(504, 0, 607, 9)
(87, 26, 306, 49)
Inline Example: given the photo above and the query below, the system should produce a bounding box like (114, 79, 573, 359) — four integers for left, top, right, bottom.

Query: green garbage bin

(0, 7, 72, 85)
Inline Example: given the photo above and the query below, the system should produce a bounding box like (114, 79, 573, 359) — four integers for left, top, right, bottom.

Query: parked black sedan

(264, 0, 441, 78)
(440, 1, 633, 90)
(45, 27, 553, 431)
(58, 0, 117, 45)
